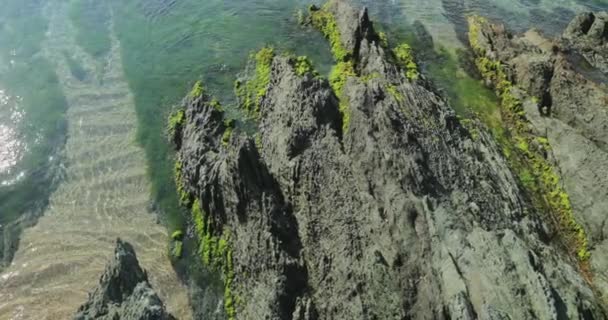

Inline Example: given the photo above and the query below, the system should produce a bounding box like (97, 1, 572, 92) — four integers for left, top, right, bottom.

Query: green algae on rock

(222, 119, 235, 146)
(235, 47, 275, 118)
(189, 80, 205, 99)
(328, 61, 355, 132)
(425, 47, 506, 144)
(191, 198, 236, 318)
(167, 109, 185, 139)
(170, 85, 237, 319)
(309, 4, 351, 62)
(468, 15, 592, 266)
(293, 56, 318, 77)
(309, 3, 357, 133)
(393, 43, 419, 80)
(169, 1, 607, 318)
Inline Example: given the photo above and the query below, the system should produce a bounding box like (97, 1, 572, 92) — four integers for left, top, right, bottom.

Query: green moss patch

(170, 240, 183, 260)
(308, 6, 425, 133)
(378, 31, 389, 48)
(393, 43, 419, 80)
(424, 47, 505, 143)
(329, 61, 355, 96)
(309, 4, 350, 62)
(235, 47, 275, 118)
(171, 230, 184, 240)
(169, 230, 184, 260)
(386, 85, 404, 102)
(173, 159, 190, 207)
(210, 98, 224, 112)
(167, 109, 185, 137)
(170, 85, 237, 317)
(222, 119, 235, 146)
(309, 4, 357, 133)
(309, 3, 359, 133)
(293, 56, 317, 76)
(191, 199, 236, 319)
(467, 15, 591, 266)
(328, 61, 355, 132)
(190, 80, 205, 99)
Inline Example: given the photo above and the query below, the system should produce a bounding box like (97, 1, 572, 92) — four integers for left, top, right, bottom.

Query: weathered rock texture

(173, 1, 607, 319)
(469, 11, 608, 307)
(563, 12, 608, 74)
(74, 239, 175, 320)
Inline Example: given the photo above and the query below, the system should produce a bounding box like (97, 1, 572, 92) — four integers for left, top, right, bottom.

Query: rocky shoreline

(468, 11, 608, 306)
(74, 2, 608, 319)
(164, 1, 608, 318)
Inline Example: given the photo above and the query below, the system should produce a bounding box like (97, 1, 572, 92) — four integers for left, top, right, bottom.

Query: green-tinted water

(108, 0, 341, 232)
(0, 0, 68, 268)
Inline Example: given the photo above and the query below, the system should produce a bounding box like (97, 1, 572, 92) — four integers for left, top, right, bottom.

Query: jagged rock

(469, 12, 608, 309)
(173, 1, 607, 318)
(74, 239, 175, 320)
(563, 12, 608, 73)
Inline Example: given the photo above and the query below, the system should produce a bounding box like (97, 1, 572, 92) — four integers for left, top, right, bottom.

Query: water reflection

(0, 125, 20, 173)
(0, 89, 24, 178)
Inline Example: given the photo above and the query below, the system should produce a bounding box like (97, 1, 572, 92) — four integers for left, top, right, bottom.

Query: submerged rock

(74, 239, 175, 320)
(172, 1, 607, 318)
(468, 11, 608, 309)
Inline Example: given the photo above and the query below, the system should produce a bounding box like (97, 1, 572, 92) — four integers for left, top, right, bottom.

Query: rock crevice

(468, 11, 608, 307)
(172, 1, 607, 319)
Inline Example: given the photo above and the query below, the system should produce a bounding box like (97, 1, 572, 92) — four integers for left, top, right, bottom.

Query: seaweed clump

(170, 84, 237, 319)
(309, 4, 355, 132)
(235, 47, 275, 118)
(468, 15, 590, 267)
(393, 43, 419, 80)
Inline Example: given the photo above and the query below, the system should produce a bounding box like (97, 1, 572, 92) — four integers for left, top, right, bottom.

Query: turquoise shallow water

(1, 0, 605, 236)
(108, 0, 606, 231)
(0, 0, 606, 318)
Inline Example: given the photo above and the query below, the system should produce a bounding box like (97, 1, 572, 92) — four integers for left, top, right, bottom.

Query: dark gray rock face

(173, 1, 606, 318)
(74, 239, 175, 320)
(469, 12, 608, 308)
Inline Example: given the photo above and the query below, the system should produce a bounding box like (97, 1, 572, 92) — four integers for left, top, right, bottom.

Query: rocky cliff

(170, 1, 607, 319)
(74, 239, 175, 320)
(468, 11, 608, 308)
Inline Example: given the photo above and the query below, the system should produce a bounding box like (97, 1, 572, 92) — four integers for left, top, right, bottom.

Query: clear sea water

(0, 0, 606, 318)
